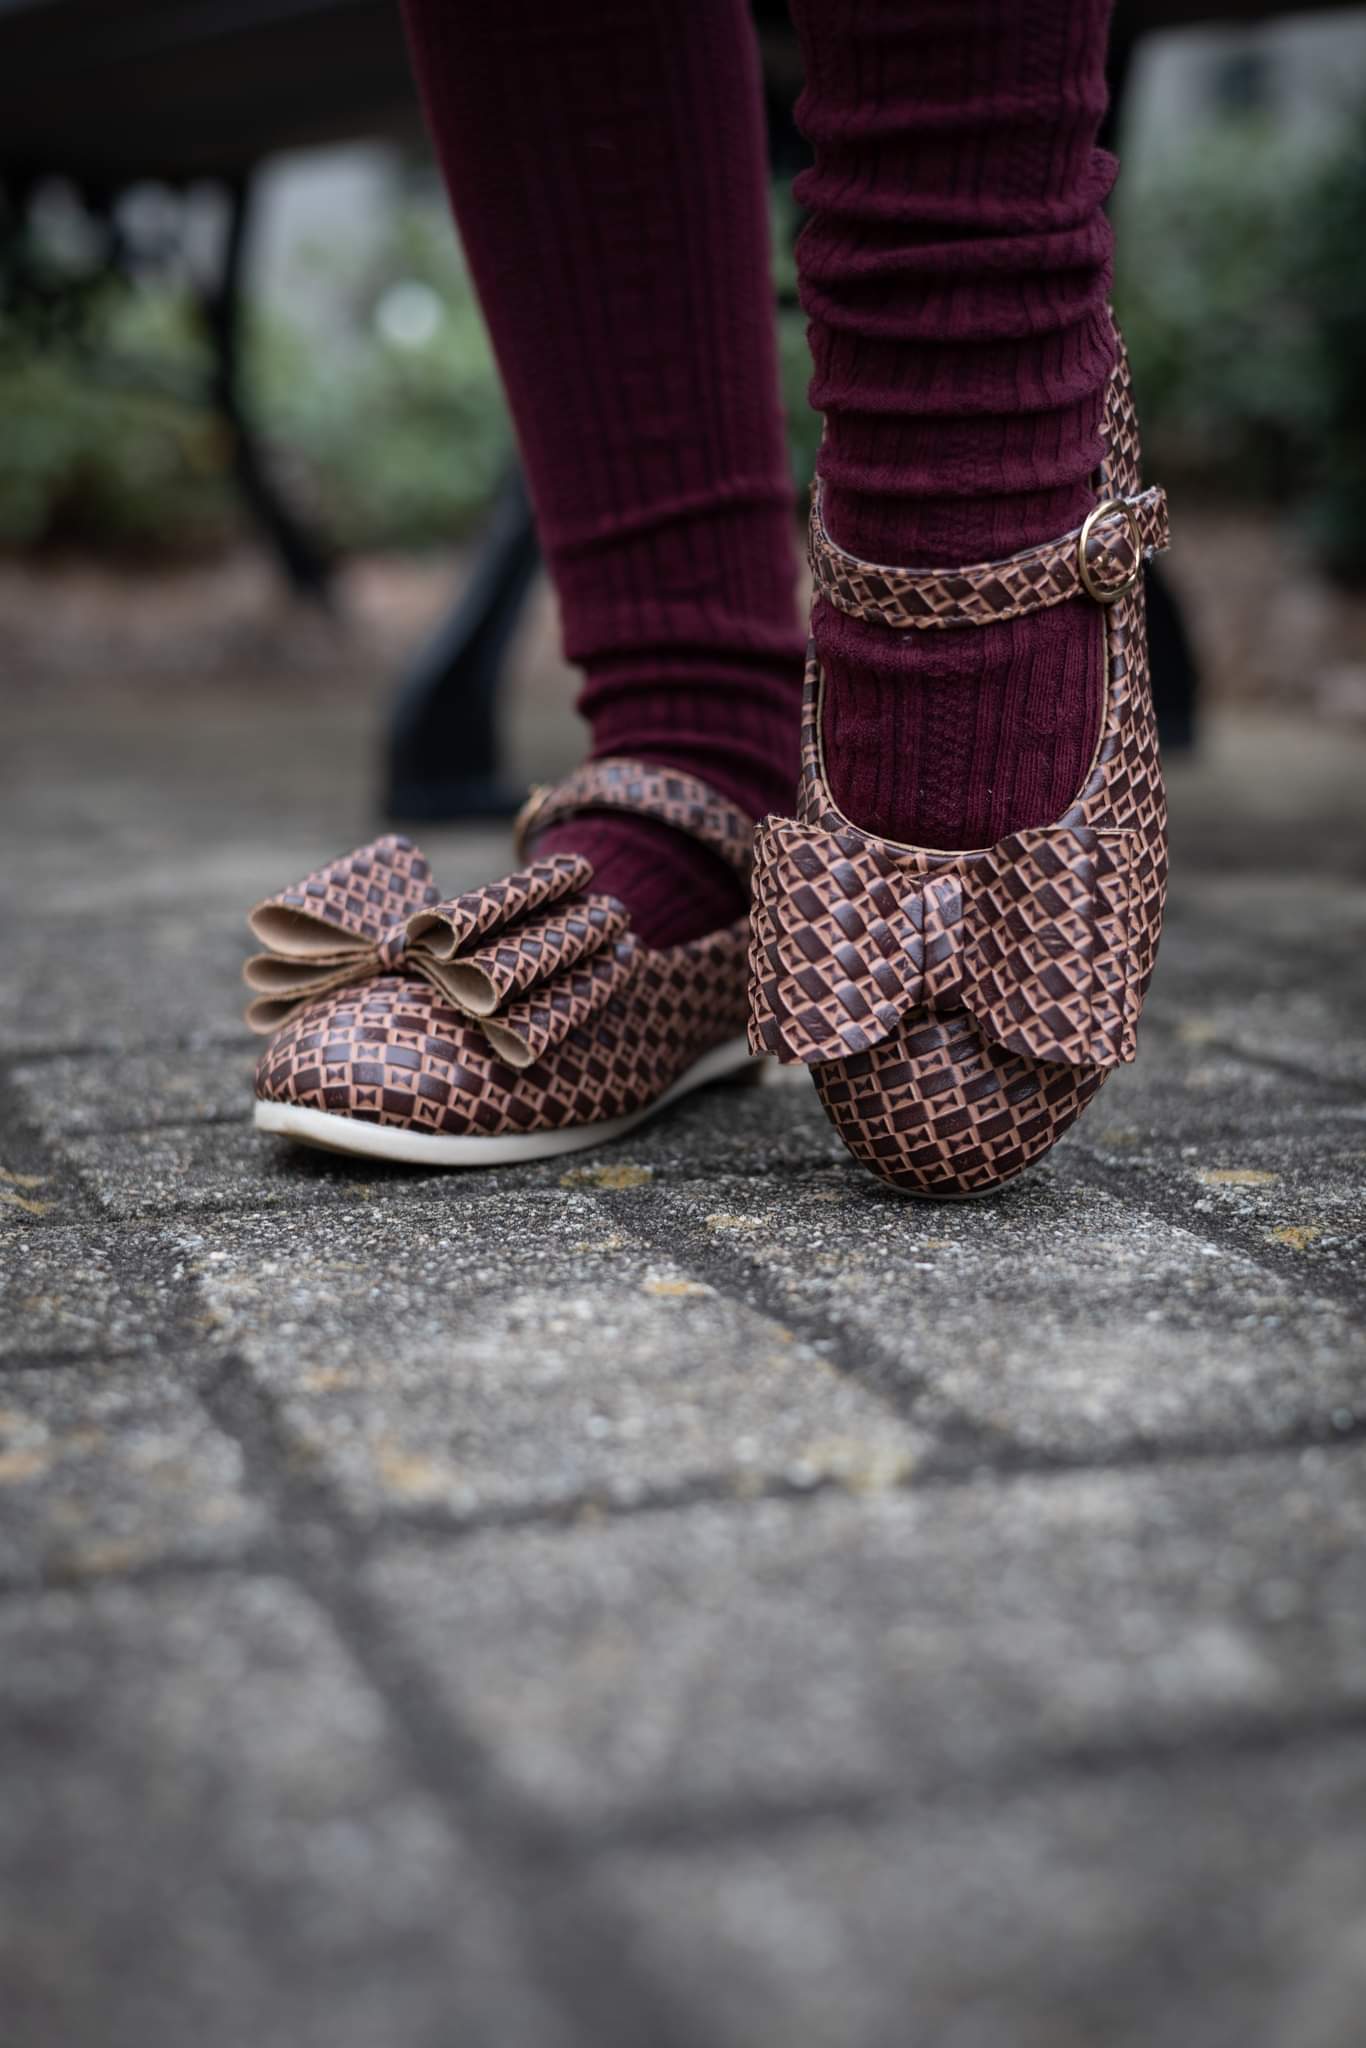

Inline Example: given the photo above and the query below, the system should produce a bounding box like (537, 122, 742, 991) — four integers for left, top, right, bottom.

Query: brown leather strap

(513, 757, 755, 881)
(808, 478, 1170, 631)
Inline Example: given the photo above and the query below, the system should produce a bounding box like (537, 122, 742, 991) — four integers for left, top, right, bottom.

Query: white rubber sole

(253, 1035, 759, 1168)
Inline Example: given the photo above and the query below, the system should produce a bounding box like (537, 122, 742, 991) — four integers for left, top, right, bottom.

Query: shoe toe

(254, 976, 514, 1139)
(813, 1007, 1105, 1199)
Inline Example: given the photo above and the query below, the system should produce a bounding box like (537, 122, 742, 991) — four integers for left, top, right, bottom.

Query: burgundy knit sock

(400, 0, 804, 945)
(788, 0, 1118, 851)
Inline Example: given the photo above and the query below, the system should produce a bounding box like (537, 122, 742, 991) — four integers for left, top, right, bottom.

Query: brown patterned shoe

(749, 322, 1171, 1199)
(244, 761, 758, 1166)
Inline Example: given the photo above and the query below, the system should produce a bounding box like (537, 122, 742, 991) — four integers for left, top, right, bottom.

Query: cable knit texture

(400, 0, 804, 945)
(789, 0, 1118, 851)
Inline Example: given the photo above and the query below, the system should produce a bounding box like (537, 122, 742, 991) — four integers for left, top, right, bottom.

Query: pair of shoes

(245, 324, 1168, 1197)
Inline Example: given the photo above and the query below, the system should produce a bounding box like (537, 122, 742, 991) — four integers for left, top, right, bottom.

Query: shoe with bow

(245, 761, 757, 1165)
(748, 322, 1171, 1198)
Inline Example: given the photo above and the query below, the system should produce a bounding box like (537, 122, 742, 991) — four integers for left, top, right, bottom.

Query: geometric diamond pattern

(244, 852, 604, 1047)
(514, 758, 757, 884)
(749, 815, 1139, 1073)
(254, 926, 750, 1141)
(749, 319, 1170, 1198)
(810, 470, 1169, 631)
(248, 760, 756, 1143)
(251, 833, 439, 946)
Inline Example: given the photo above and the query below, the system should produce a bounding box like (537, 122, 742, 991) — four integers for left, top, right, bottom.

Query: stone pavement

(2, 620, 1365, 2048)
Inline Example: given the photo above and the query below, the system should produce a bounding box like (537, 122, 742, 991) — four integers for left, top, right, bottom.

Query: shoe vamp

(254, 946, 746, 1138)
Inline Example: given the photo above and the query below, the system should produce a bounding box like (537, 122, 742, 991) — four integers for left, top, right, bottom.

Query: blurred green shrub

(1114, 102, 1366, 583)
(0, 199, 514, 556)
(0, 289, 232, 550)
(252, 205, 512, 548)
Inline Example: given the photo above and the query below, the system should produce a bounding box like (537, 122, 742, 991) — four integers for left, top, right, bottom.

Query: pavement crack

(588, 1701, 1366, 1859)
(592, 1185, 938, 1431)
(1070, 1150, 1364, 1312)
(181, 1318, 706, 2045)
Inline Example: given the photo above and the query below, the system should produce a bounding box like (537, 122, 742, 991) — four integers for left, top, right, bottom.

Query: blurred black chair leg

(383, 463, 540, 821)
(201, 172, 334, 604)
(1145, 560, 1199, 754)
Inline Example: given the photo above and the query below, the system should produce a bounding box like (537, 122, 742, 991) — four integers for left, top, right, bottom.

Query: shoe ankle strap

(514, 757, 756, 881)
(808, 478, 1170, 632)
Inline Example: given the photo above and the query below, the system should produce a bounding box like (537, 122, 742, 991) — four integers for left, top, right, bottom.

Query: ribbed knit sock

(788, 0, 1118, 851)
(400, 0, 804, 944)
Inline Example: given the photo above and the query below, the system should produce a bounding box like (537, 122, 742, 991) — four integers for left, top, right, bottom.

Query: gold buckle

(1078, 497, 1142, 606)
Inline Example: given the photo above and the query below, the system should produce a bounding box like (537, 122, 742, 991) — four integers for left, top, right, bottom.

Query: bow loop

(243, 835, 440, 1034)
(957, 826, 1138, 1070)
(245, 844, 641, 1066)
(748, 816, 1139, 1071)
(401, 854, 592, 962)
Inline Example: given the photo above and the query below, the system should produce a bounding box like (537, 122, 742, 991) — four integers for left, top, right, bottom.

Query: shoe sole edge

(254, 1036, 759, 1167)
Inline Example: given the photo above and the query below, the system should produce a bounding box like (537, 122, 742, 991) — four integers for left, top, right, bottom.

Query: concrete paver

(2, 637, 1363, 2045)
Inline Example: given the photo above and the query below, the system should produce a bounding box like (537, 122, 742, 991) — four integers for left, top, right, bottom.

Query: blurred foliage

(252, 206, 511, 548)
(0, 287, 229, 549)
(0, 196, 514, 555)
(1114, 102, 1366, 582)
(1, 103, 1364, 577)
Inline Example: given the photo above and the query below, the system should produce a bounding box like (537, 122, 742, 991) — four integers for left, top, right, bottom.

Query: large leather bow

(748, 815, 1142, 1072)
(244, 835, 638, 1068)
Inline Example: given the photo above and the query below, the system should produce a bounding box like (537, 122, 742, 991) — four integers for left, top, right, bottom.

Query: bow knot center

(376, 923, 411, 971)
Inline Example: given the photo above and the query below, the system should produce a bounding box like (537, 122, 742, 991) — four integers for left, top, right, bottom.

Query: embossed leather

(247, 759, 753, 1139)
(809, 476, 1168, 630)
(750, 815, 1140, 1072)
(749, 320, 1169, 1198)
(514, 759, 756, 882)
(246, 847, 637, 1067)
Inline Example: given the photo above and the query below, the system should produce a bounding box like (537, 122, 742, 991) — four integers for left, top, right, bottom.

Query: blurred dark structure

(1, 0, 1353, 814)
(0, 0, 425, 601)
(386, 466, 539, 820)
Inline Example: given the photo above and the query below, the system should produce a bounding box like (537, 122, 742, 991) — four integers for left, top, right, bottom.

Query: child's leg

(788, 0, 1117, 850)
(401, 0, 805, 942)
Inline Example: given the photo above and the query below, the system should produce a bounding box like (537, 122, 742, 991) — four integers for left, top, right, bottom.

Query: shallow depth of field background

(2, 12, 1365, 747)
